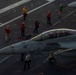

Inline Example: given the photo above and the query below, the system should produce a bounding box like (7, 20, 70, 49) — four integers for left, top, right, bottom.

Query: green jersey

(59, 5, 63, 11)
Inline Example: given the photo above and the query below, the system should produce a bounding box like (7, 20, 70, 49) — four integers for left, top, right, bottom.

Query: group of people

(5, 19, 40, 41)
(5, 3, 66, 42)
(4, 3, 66, 71)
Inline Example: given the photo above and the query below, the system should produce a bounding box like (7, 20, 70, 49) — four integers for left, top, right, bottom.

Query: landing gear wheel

(49, 58, 56, 63)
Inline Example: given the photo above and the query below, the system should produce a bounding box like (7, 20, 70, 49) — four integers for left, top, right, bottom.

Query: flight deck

(0, 0, 76, 75)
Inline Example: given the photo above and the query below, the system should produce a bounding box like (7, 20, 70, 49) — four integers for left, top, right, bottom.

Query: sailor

(20, 22, 25, 37)
(5, 25, 11, 41)
(33, 19, 40, 34)
(24, 54, 31, 70)
(22, 6, 27, 21)
(47, 10, 52, 25)
(49, 52, 56, 63)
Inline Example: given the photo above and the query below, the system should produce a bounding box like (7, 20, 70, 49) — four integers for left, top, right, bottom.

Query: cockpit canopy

(31, 28, 76, 41)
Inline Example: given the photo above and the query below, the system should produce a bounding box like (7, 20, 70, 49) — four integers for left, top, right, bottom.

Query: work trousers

(5, 33, 10, 41)
(33, 27, 38, 33)
(47, 17, 52, 25)
(23, 14, 27, 21)
(21, 30, 25, 37)
(24, 60, 30, 70)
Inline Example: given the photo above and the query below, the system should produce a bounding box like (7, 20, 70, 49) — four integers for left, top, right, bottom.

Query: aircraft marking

(0, 0, 30, 14)
(23, 45, 27, 48)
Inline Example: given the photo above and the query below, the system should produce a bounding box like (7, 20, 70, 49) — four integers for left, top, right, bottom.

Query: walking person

(33, 19, 40, 34)
(58, 3, 67, 18)
(47, 10, 52, 25)
(22, 6, 27, 21)
(24, 54, 31, 70)
(21, 53, 25, 61)
(20, 22, 25, 37)
(58, 3, 63, 18)
(5, 25, 11, 41)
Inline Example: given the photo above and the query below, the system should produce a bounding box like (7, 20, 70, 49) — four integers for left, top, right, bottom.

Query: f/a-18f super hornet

(0, 28, 76, 55)
(68, 1, 76, 7)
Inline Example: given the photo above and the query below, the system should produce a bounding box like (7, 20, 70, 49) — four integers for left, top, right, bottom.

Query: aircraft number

(23, 45, 27, 48)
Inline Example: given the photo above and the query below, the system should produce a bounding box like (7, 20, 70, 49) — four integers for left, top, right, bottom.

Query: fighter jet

(68, 1, 76, 7)
(0, 28, 76, 54)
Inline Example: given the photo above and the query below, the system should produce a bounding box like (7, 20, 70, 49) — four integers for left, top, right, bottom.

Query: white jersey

(25, 54, 30, 61)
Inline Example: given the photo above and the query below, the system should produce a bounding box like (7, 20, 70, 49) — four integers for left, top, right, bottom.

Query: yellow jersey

(22, 8, 27, 14)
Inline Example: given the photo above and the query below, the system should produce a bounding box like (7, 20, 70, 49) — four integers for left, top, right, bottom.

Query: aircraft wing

(58, 42, 76, 49)
(46, 41, 76, 50)
(44, 42, 76, 63)
(68, 1, 76, 7)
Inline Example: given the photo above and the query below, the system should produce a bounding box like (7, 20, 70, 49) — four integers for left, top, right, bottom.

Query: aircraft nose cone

(0, 46, 15, 54)
(68, 3, 73, 7)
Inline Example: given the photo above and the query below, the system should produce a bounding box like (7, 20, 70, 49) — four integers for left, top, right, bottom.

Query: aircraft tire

(49, 58, 56, 63)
